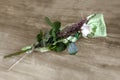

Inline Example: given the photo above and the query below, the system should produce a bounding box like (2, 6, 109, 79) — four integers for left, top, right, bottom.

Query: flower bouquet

(4, 14, 107, 71)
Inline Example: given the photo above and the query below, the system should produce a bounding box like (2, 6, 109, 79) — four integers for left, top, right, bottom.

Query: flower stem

(4, 49, 30, 58)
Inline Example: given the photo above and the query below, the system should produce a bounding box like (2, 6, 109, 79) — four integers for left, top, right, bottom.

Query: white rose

(81, 23, 91, 38)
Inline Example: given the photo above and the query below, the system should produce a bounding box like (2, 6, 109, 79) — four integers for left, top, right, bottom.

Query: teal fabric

(87, 14, 107, 37)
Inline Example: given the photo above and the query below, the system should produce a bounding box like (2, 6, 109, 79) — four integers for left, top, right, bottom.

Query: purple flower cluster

(57, 18, 87, 38)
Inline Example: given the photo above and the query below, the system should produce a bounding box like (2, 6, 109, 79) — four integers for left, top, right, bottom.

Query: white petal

(81, 23, 91, 38)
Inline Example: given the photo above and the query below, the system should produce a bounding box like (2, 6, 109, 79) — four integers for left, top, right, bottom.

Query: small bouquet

(4, 14, 107, 71)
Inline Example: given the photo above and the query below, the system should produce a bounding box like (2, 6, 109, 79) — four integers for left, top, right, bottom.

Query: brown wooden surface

(0, 0, 120, 80)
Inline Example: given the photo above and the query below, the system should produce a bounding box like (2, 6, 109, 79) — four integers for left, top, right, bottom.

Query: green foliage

(36, 30, 43, 42)
(4, 17, 79, 59)
(75, 32, 81, 39)
(45, 17, 79, 53)
(45, 17, 53, 27)
(54, 42, 67, 52)
(44, 32, 51, 41)
(45, 17, 61, 42)
(45, 17, 61, 29)
(53, 21, 61, 30)
(49, 42, 67, 52)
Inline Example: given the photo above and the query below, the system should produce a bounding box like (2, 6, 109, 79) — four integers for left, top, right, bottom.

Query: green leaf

(54, 42, 67, 52)
(53, 21, 61, 30)
(45, 17, 61, 42)
(45, 17, 53, 27)
(49, 29, 53, 35)
(36, 30, 43, 42)
(51, 29, 57, 41)
(75, 32, 81, 39)
(68, 42, 78, 55)
(49, 42, 67, 52)
(46, 37, 54, 44)
(44, 32, 51, 41)
(48, 45, 56, 50)
(50, 29, 59, 42)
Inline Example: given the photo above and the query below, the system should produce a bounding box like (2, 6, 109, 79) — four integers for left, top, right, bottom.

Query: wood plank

(0, 0, 120, 80)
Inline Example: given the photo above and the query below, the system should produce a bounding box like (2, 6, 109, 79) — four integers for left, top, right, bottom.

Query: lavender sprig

(57, 18, 87, 38)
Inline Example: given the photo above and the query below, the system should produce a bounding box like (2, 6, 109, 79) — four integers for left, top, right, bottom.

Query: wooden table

(0, 0, 120, 80)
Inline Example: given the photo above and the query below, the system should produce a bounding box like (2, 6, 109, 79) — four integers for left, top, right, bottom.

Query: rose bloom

(81, 23, 91, 38)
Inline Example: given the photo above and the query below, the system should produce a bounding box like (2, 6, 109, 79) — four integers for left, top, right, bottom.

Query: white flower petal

(81, 23, 91, 38)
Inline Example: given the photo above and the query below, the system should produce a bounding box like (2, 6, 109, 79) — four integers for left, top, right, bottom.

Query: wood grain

(0, 0, 120, 80)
